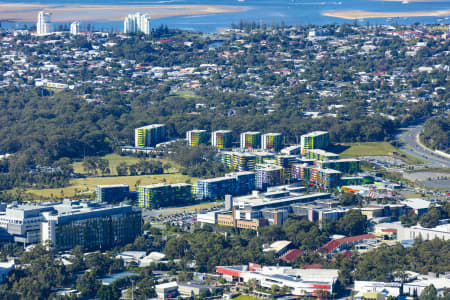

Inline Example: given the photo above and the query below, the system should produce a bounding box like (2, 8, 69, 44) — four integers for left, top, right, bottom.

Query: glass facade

(212, 130, 232, 149)
(138, 183, 193, 209)
(53, 209, 141, 251)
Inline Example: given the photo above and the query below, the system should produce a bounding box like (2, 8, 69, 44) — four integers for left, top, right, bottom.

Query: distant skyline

(1, 0, 449, 32)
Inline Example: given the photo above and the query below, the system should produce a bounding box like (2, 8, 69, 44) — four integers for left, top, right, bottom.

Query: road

(396, 124, 450, 168)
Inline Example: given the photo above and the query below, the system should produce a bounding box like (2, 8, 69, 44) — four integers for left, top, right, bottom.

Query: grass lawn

(73, 154, 180, 176)
(171, 90, 202, 99)
(335, 142, 425, 165)
(25, 173, 198, 199)
(338, 142, 399, 157)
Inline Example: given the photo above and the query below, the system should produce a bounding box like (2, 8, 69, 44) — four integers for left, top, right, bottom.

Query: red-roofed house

(321, 234, 377, 254)
(280, 249, 304, 263)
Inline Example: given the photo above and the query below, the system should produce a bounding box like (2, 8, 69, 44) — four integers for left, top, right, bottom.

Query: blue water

(1, 0, 450, 32)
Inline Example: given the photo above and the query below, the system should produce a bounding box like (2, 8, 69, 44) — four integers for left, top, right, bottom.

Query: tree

(326, 210, 368, 236)
(271, 284, 280, 294)
(419, 208, 441, 228)
(400, 211, 418, 226)
(339, 192, 360, 206)
(116, 162, 128, 176)
(97, 285, 120, 300)
(76, 272, 101, 297)
(420, 284, 438, 300)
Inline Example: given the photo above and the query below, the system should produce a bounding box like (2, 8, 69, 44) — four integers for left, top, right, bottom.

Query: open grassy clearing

(25, 173, 198, 199)
(338, 142, 400, 157)
(336, 142, 426, 165)
(73, 154, 181, 176)
(170, 89, 202, 99)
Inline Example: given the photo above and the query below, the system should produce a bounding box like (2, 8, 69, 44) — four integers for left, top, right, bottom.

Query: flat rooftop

(235, 192, 331, 209)
(97, 184, 129, 188)
(307, 149, 338, 156)
(301, 131, 328, 137)
(135, 124, 165, 129)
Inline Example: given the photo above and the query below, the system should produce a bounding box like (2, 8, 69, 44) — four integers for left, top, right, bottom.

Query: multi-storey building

(70, 21, 80, 35)
(138, 183, 193, 208)
(41, 200, 141, 250)
(261, 133, 283, 152)
(230, 172, 256, 196)
(311, 167, 342, 190)
(37, 11, 52, 36)
(124, 12, 151, 35)
(240, 132, 261, 150)
(186, 130, 209, 146)
(300, 131, 329, 155)
(195, 177, 236, 201)
(135, 124, 166, 147)
(254, 152, 276, 164)
(292, 164, 309, 182)
(195, 172, 255, 200)
(255, 164, 283, 191)
(211, 130, 233, 149)
(306, 149, 339, 161)
(96, 184, 130, 203)
(232, 152, 256, 171)
(0, 204, 51, 244)
(276, 155, 297, 181)
(316, 159, 360, 174)
(221, 152, 256, 171)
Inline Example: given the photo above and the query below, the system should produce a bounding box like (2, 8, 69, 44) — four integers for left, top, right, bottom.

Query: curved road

(396, 124, 450, 168)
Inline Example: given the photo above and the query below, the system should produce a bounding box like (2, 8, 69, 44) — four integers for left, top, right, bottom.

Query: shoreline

(0, 3, 243, 22)
(322, 9, 450, 20)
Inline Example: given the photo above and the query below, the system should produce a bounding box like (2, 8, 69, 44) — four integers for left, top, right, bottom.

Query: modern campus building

(96, 184, 130, 203)
(305, 149, 339, 161)
(41, 200, 141, 250)
(292, 164, 342, 189)
(70, 21, 80, 35)
(37, 11, 52, 36)
(221, 152, 256, 172)
(311, 167, 342, 189)
(0, 204, 50, 244)
(197, 185, 332, 229)
(124, 12, 151, 35)
(211, 130, 232, 149)
(0, 201, 142, 250)
(240, 132, 261, 150)
(254, 152, 275, 164)
(261, 133, 283, 152)
(135, 124, 166, 147)
(255, 164, 283, 191)
(300, 131, 329, 155)
(292, 163, 312, 182)
(275, 155, 297, 181)
(138, 183, 193, 209)
(216, 264, 339, 297)
(195, 172, 255, 201)
(316, 158, 360, 174)
(186, 130, 209, 147)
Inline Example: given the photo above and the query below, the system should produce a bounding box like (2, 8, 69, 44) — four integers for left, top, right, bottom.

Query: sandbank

(322, 9, 450, 19)
(0, 3, 242, 22)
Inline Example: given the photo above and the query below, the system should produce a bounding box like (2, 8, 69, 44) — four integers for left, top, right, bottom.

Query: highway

(396, 124, 450, 168)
